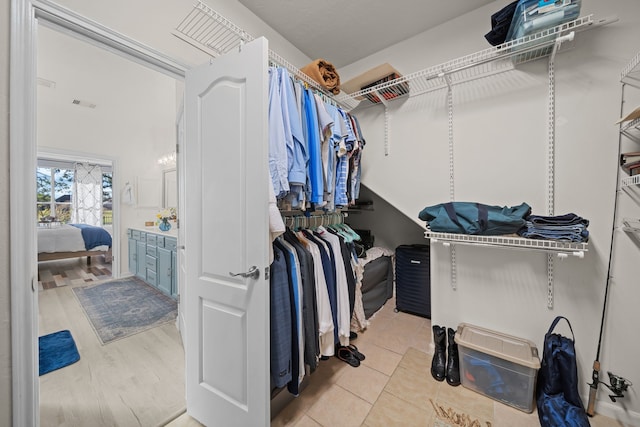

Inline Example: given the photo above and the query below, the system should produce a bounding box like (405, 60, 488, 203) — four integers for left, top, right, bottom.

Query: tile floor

(38, 256, 112, 289)
(168, 296, 621, 427)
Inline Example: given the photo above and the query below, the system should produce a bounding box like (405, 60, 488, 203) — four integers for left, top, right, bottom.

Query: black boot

(431, 325, 446, 382)
(446, 327, 461, 386)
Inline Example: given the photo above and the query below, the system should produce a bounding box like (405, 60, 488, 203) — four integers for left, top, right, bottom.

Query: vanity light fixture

(158, 151, 177, 166)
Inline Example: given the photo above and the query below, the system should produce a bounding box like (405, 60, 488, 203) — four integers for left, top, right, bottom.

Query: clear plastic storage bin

(455, 323, 540, 413)
(506, 0, 582, 42)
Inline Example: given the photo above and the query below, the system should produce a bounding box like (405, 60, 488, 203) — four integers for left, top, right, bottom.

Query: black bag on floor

(536, 316, 590, 427)
(361, 256, 393, 319)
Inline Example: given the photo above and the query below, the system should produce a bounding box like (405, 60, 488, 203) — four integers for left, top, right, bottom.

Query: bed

(37, 223, 112, 263)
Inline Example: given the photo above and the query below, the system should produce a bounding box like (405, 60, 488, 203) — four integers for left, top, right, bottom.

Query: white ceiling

(236, 0, 496, 68)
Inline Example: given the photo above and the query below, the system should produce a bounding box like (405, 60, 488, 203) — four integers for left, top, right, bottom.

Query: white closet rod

(281, 212, 347, 229)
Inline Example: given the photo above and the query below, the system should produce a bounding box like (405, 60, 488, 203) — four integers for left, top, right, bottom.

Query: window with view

(37, 158, 113, 226)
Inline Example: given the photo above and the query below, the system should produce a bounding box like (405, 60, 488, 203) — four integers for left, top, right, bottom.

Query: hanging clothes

(270, 244, 292, 389)
(314, 226, 351, 347)
(279, 68, 307, 190)
(302, 229, 339, 346)
(328, 227, 356, 319)
(268, 68, 290, 198)
(270, 216, 371, 395)
(268, 170, 286, 263)
(303, 88, 324, 206)
(347, 114, 366, 205)
(273, 238, 303, 395)
(283, 229, 320, 373)
(267, 66, 365, 212)
(296, 230, 335, 357)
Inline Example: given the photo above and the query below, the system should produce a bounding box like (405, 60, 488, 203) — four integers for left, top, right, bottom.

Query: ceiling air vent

(71, 99, 97, 109)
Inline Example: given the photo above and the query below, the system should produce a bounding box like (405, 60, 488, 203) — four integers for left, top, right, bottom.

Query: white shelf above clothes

(621, 50, 640, 89)
(173, 1, 359, 110)
(424, 230, 588, 258)
(347, 14, 615, 158)
(173, 4, 613, 113)
(346, 15, 613, 107)
(622, 218, 640, 233)
(620, 117, 640, 143)
(621, 174, 640, 188)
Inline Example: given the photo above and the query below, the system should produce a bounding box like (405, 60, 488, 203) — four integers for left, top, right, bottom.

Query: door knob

(229, 265, 260, 280)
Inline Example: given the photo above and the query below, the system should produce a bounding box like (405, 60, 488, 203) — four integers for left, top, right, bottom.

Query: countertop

(129, 225, 178, 237)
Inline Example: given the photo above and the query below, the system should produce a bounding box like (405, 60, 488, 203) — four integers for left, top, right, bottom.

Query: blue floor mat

(39, 330, 80, 376)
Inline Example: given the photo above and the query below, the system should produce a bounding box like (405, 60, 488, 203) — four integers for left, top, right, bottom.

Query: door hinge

(264, 266, 270, 281)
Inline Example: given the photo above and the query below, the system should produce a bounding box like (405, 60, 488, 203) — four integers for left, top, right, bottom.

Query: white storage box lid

(456, 323, 540, 369)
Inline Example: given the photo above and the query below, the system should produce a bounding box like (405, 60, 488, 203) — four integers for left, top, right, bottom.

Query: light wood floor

(38, 261, 186, 427)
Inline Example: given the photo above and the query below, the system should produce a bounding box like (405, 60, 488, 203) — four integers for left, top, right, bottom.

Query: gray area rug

(73, 277, 177, 344)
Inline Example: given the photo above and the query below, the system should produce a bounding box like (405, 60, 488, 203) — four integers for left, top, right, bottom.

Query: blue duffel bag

(537, 316, 591, 427)
(418, 201, 531, 235)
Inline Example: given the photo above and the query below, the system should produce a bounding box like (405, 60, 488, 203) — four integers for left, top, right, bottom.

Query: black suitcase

(395, 244, 431, 318)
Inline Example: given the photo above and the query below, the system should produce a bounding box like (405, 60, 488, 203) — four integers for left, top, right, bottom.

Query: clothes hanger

(339, 222, 361, 242)
(326, 213, 352, 242)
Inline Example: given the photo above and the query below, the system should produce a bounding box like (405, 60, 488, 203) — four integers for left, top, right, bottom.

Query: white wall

(341, 0, 640, 422)
(37, 25, 178, 277)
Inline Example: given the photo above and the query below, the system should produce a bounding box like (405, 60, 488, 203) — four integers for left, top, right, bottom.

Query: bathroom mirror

(162, 168, 177, 209)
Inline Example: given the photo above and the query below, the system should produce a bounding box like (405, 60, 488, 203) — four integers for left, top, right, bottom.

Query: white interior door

(184, 37, 270, 426)
(177, 103, 186, 341)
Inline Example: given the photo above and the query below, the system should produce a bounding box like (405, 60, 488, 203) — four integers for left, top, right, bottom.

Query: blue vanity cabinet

(136, 240, 147, 280)
(145, 233, 158, 286)
(128, 232, 138, 275)
(128, 229, 147, 278)
(128, 228, 178, 299)
(157, 246, 172, 296)
(171, 250, 178, 297)
(163, 237, 178, 297)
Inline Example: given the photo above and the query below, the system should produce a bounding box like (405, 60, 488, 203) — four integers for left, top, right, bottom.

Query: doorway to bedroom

(35, 21, 186, 426)
(36, 154, 114, 288)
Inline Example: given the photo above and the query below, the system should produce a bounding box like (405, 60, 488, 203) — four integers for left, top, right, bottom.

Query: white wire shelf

(620, 117, 640, 143)
(424, 230, 588, 258)
(174, 1, 358, 111)
(621, 174, 640, 187)
(174, 5, 612, 112)
(622, 50, 640, 89)
(622, 218, 640, 233)
(350, 15, 607, 105)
